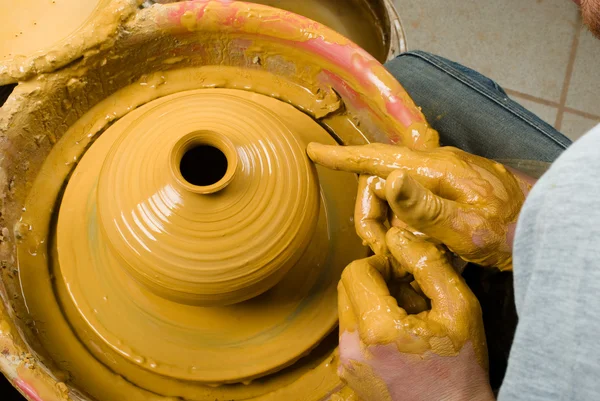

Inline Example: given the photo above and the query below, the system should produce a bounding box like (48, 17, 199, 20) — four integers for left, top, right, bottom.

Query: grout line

(503, 88, 600, 121)
(504, 89, 560, 107)
(505, 88, 600, 121)
(564, 107, 600, 121)
(555, 22, 583, 130)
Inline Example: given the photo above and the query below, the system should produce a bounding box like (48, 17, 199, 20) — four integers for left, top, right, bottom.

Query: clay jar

(90, 90, 320, 306)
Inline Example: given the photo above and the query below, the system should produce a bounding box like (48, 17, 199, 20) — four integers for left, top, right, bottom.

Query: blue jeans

(384, 51, 572, 391)
(384, 51, 571, 162)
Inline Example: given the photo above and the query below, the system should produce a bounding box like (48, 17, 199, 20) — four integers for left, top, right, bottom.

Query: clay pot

(0, 1, 430, 400)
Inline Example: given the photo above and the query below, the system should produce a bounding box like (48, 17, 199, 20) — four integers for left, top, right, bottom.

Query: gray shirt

(498, 124, 600, 400)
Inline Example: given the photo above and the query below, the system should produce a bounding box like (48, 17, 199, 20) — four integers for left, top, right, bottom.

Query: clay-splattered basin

(0, 1, 434, 400)
(0, 0, 405, 88)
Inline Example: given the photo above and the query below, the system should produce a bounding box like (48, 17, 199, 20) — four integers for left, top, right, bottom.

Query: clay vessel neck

(170, 131, 238, 195)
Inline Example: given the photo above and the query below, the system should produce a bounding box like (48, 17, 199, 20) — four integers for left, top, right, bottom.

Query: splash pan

(0, 1, 437, 400)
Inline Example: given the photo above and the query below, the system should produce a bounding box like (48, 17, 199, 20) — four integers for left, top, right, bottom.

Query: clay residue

(16, 364, 70, 401)
(250, 0, 388, 62)
(0, 0, 142, 85)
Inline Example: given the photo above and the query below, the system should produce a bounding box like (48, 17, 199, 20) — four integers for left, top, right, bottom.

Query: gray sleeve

(498, 124, 600, 401)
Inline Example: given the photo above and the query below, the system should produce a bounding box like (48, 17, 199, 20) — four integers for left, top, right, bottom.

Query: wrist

(506, 166, 537, 198)
(442, 382, 495, 401)
(506, 221, 517, 254)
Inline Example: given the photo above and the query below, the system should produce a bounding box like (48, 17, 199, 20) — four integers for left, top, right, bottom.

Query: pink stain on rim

(14, 379, 44, 401)
(160, 0, 425, 130)
(320, 70, 401, 145)
(166, 0, 239, 23)
(166, 0, 196, 20)
(297, 38, 425, 129)
(223, 6, 246, 26)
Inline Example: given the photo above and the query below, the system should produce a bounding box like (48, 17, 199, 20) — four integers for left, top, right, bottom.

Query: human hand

(308, 143, 532, 270)
(354, 173, 461, 279)
(337, 228, 494, 401)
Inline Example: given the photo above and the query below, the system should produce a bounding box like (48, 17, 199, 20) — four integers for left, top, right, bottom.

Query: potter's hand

(337, 228, 494, 401)
(308, 143, 531, 270)
(354, 173, 436, 279)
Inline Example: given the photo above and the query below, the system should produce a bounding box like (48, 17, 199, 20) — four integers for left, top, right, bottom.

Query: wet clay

(251, 0, 387, 62)
(0, 0, 141, 84)
(89, 90, 321, 307)
(1, 0, 100, 60)
(339, 236, 487, 364)
(308, 143, 531, 270)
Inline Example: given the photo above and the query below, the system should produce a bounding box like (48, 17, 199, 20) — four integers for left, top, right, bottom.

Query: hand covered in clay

(308, 143, 532, 270)
(337, 228, 494, 401)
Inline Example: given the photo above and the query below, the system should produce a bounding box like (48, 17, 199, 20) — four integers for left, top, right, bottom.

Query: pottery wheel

(54, 88, 365, 384)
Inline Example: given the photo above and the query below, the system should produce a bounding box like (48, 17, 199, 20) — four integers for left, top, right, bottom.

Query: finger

(385, 169, 482, 250)
(338, 281, 358, 334)
(391, 281, 430, 314)
(308, 143, 461, 198)
(368, 175, 387, 200)
(340, 256, 407, 344)
(410, 280, 425, 298)
(390, 214, 431, 242)
(386, 228, 479, 319)
(355, 175, 389, 256)
(355, 176, 410, 279)
(307, 142, 413, 178)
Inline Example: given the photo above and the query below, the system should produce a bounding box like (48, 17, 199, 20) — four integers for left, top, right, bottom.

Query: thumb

(385, 170, 479, 251)
(339, 256, 407, 345)
(385, 228, 480, 323)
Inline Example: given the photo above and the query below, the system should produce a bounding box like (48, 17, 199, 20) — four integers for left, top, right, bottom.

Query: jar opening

(179, 145, 228, 187)
(170, 131, 238, 195)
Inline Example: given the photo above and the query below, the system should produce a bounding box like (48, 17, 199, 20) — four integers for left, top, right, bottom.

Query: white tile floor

(394, 0, 600, 142)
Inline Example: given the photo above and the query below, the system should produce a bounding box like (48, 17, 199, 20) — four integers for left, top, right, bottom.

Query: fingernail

(386, 170, 409, 201)
(306, 142, 319, 160)
(306, 142, 331, 161)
